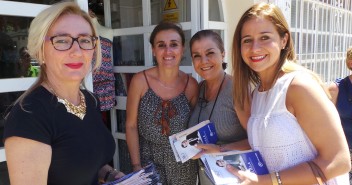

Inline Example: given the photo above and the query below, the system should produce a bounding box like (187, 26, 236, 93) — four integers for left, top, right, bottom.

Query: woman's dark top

(335, 77, 352, 148)
(4, 86, 115, 185)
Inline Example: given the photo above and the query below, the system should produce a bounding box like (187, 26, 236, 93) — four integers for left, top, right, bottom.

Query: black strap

(197, 72, 226, 123)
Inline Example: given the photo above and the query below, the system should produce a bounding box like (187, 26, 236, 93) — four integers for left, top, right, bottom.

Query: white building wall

(222, 0, 254, 71)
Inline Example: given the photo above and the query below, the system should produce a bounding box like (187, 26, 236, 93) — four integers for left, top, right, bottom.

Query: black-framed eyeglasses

(47, 35, 98, 51)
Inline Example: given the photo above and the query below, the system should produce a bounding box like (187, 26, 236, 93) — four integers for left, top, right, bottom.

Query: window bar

(323, 6, 329, 81)
(299, 0, 304, 64)
(305, 1, 309, 68)
(313, 2, 319, 78)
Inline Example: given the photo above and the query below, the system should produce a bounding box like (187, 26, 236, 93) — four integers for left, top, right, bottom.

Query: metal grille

(261, 0, 352, 82)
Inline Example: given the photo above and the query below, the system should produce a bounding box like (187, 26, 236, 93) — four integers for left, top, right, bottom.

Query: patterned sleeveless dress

(137, 71, 197, 185)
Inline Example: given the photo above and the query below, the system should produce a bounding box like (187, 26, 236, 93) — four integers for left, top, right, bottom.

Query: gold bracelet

(270, 172, 279, 185)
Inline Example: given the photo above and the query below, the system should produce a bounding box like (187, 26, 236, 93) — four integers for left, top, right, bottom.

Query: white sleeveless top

(248, 71, 348, 184)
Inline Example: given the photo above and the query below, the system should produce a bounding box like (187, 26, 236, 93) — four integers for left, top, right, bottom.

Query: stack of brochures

(169, 120, 218, 163)
(200, 150, 269, 185)
(103, 163, 160, 185)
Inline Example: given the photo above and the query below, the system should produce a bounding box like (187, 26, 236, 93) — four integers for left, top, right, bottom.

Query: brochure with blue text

(102, 163, 160, 185)
(169, 120, 218, 163)
(201, 150, 269, 185)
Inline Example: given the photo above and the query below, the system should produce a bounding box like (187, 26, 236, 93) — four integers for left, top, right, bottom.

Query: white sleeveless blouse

(248, 71, 348, 184)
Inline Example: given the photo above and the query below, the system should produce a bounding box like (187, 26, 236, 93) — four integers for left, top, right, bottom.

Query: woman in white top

(229, 2, 351, 185)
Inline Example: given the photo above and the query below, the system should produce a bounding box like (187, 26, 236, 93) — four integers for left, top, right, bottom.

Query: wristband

(270, 172, 278, 185)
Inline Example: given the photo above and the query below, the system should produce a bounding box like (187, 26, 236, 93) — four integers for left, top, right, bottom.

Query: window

(290, 0, 352, 82)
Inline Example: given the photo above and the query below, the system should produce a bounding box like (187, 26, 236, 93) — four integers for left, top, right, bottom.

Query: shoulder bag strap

(307, 161, 327, 185)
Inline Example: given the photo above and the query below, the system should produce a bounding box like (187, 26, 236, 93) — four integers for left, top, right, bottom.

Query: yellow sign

(164, 0, 177, 11)
(162, 12, 179, 23)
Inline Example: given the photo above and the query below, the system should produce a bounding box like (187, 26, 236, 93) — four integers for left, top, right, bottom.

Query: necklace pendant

(56, 91, 86, 120)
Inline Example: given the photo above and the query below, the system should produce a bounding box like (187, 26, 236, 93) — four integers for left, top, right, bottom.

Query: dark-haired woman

(125, 21, 198, 185)
(188, 30, 248, 185)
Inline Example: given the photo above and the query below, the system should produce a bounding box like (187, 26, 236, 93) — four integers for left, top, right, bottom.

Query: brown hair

(149, 21, 185, 47)
(190, 30, 227, 69)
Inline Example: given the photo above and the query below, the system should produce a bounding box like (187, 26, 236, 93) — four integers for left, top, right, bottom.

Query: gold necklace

(46, 83, 86, 120)
(157, 78, 179, 89)
(157, 72, 180, 89)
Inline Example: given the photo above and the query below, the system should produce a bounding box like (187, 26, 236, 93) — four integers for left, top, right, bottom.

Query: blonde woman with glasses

(4, 2, 124, 184)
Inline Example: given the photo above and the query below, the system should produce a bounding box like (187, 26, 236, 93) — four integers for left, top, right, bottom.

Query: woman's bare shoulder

(286, 72, 331, 112)
(129, 70, 152, 92)
(288, 73, 323, 94)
